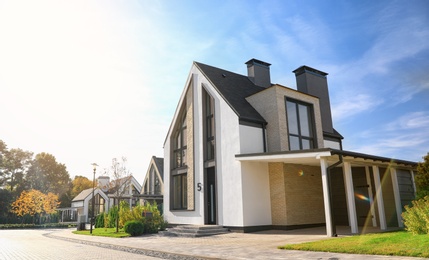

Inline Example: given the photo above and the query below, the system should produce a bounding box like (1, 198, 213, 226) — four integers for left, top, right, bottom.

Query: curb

(44, 232, 221, 260)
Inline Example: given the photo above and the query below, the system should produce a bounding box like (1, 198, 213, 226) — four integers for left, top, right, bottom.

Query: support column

(373, 166, 387, 230)
(343, 161, 358, 234)
(411, 170, 417, 198)
(390, 167, 404, 227)
(365, 166, 377, 227)
(320, 158, 333, 237)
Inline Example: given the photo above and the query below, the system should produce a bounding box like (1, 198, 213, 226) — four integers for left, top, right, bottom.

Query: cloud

(348, 111, 429, 161)
(331, 94, 383, 121)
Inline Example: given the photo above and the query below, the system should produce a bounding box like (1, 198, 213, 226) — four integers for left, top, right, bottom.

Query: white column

(365, 166, 377, 227)
(343, 161, 358, 234)
(410, 170, 417, 198)
(390, 167, 404, 227)
(373, 166, 387, 230)
(320, 158, 333, 237)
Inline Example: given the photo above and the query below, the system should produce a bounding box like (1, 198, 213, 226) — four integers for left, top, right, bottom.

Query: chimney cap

(245, 58, 271, 67)
(293, 65, 328, 77)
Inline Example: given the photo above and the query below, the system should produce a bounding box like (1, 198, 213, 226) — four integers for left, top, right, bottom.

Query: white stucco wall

(241, 161, 272, 226)
(163, 64, 246, 227)
(239, 125, 264, 154)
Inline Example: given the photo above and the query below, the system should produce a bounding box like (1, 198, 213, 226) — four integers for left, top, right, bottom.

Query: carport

(236, 148, 417, 237)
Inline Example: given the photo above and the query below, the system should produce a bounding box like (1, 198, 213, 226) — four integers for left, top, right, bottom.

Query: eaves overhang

(236, 148, 417, 169)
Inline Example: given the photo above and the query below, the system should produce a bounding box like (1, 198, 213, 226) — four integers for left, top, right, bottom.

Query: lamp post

(90, 163, 98, 234)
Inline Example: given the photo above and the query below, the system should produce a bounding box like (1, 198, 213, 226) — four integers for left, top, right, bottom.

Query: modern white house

(71, 175, 142, 223)
(163, 59, 417, 237)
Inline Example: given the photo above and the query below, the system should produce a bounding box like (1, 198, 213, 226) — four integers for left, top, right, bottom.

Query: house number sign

(197, 183, 202, 191)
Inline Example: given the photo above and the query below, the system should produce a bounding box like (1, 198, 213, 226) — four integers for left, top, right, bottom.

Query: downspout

(326, 154, 343, 237)
(262, 123, 267, 152)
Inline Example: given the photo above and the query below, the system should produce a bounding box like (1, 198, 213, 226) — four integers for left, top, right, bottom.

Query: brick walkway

(45, 227, 425, 260)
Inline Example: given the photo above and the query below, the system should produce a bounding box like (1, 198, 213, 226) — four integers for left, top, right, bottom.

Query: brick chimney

(293, 66, 334, 134)
(246, 58, 271, 88)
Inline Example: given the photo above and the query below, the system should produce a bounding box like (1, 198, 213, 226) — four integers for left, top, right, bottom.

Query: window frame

(285, 97, 317, 150)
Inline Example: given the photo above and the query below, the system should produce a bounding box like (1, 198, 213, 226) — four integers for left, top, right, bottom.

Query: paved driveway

(0, 229, 158, 260)
(0, 227, 425, 260)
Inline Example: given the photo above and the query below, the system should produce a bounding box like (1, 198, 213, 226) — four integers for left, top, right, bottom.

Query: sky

(1, 0, 428, 182)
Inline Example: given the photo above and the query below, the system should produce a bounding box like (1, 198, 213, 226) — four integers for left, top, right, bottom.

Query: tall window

(171, 111, 188, 210)
(204, 90, 215, 161)
(173, 114, 187, 168)
(172, 174, 187, 209)
(286, 98, 315, 150)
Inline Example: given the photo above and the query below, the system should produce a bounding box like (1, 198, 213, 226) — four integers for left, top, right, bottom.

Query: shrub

(123, 220, 144, 236)
(106, 206, 118, 228)
(402, 195, 429, 235)
(95, 212, 105, 228)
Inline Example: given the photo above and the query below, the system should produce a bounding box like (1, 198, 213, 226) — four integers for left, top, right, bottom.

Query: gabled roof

(72, 188, 97, 202)
(153, 156, 164, 180)
(194, 62, 267, 124)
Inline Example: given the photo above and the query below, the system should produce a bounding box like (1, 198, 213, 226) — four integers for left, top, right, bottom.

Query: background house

(71, 175, 142, 223)
(137, 156, 164, 212)
(163, 59, 417, 236)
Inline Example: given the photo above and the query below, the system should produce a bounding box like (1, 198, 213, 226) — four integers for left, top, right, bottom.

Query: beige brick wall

(283, 163, 325, 224)
(269, 162, 326, 225)
(186, 87, 194, 210)
(269, 162, 287, 225)
(246, 85, 324, 151)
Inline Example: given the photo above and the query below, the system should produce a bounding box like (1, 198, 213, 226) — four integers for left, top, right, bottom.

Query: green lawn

(73, 227, 130, 238)
(279, 231, 429, 258)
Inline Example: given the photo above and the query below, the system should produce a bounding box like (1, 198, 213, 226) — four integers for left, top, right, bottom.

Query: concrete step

(160, 225, 229, 237)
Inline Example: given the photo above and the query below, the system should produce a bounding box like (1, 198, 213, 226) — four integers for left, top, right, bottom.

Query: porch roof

(235, 148, 417, 168)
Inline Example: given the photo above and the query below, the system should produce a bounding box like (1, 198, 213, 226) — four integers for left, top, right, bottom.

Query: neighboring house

(138, 156, 164, 206)
(163, 58, 417, 237)
(71, 187, 109, 223)
(71, 175, 142, 223)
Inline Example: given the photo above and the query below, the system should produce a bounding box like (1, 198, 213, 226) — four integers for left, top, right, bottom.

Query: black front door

(205, 167, 216, 224)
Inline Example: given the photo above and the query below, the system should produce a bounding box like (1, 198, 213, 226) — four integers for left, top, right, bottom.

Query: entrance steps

(159, 225, 229, 237)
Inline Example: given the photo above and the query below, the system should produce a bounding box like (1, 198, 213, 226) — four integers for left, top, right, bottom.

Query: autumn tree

(71, 176, 93, 198)
(11, 189, 59, 223)
(415, 152, 429, 199)
(26, 153, 71, 197)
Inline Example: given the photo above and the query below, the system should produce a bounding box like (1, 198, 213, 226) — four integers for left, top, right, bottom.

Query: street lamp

(90, 163, 98, 234)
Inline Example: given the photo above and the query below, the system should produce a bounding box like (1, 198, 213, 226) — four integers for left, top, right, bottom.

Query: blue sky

(0, 0, 428, 181)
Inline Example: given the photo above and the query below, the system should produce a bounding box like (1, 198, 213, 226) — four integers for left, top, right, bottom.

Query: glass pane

(299, 104, 310, 137)
(182, 115, 186, 127)
(182, 175, 187, 208)
(182, 128, 187, 147)
(182, 149, 187, 166)
(302, 139, 311, 150)
(176, 132, 181, 148)
(173, 176, 181, 209)
(207, 140, 215, 160)
(287, 101, 298, 135)
(289, 136, 300, 150)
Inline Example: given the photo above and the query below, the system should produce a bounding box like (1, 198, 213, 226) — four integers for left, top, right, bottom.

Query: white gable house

(163, 59, 417, 236)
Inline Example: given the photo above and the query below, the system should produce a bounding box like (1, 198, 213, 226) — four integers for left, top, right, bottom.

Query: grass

(279, 231, 429, 258)
(73, 227, 130, 238)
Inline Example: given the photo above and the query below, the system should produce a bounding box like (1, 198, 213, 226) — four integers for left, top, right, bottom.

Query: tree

(2, 148, 33, 193)
(107, 157, 132, 232)
(71, 176, 93, 198)
(0, 140, 8, 186)
(415, 152, 429, 199)
(11, 189, 59, 223)
(26, 153, 71, 197)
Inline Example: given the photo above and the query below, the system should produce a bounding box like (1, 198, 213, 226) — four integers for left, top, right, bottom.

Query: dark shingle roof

(194, 62, 267, 124)
(153, 156, 164, 180)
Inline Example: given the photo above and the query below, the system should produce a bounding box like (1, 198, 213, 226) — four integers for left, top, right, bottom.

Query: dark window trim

(285, 97, 317, 150)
